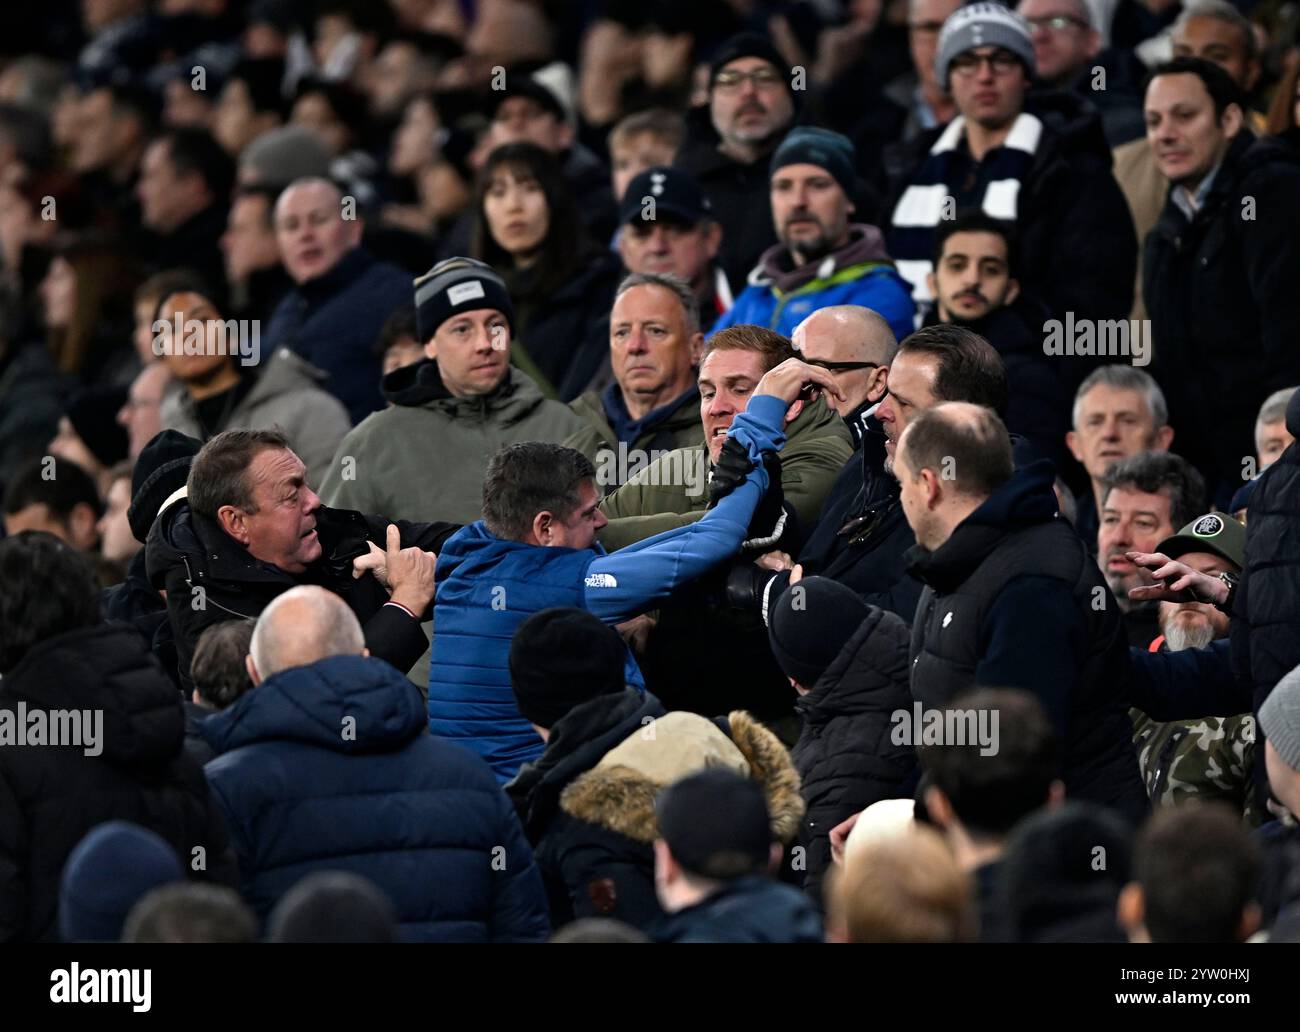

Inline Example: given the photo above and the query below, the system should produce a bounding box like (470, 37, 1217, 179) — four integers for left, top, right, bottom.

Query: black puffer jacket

(1144, 129, 1300, 502)
(0, 624, 236, 942)
(791, 606, 918, 904)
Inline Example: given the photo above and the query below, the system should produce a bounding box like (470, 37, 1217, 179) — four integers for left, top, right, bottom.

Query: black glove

(707, 435, 755, 508)
(724, 562, 770, 610)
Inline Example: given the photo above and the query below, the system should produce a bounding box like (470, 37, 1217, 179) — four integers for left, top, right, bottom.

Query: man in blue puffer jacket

(202, 585, 549, 942)
(428, 357, 845, 781)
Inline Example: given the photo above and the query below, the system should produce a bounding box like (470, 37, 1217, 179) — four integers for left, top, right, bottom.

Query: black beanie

(413, 256, 515, 346)
(708, 31, 792, 87)
(509, 608, 627, 729)
(65, 385, 129, 469)
(127, 429, 203, 544)
(767, 576, 870, 688)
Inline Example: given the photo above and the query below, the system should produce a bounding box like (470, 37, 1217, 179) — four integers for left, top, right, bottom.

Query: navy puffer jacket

(202, 654, 549, 942)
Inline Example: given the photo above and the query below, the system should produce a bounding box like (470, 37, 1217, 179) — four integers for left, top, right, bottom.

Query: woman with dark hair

(473, 142, 620, 401)
(1265, 50, 1300, 146)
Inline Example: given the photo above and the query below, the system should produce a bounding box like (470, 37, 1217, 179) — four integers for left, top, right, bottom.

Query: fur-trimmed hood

(557, 710, 804, 845)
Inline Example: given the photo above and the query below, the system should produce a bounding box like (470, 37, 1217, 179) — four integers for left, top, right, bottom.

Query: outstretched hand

(354, 524, 437, 613)
(1124, 551, 1229, 605)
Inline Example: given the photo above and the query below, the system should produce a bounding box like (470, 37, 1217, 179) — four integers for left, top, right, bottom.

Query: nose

(877, 396, 895, 424)
(648, 225, 671, 251)
(303, 486, 321, 512)
(706, 391, 735, 418)
(117, 403, 130, 428)
(626, 327, 649, 354)
(594, 508, 608, 531)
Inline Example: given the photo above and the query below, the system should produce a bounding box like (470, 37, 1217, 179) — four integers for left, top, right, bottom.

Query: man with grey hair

(566, 272, 706, 490)
(263, 176, 411, 421)
(1256, 387, 1297, 471)
(1066, 365, 1173, 547)
(201, 586, 552, 941)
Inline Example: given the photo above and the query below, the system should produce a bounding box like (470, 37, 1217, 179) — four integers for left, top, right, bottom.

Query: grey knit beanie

(1260, 664, 1300, 772)
(934, 3, 1036, 89)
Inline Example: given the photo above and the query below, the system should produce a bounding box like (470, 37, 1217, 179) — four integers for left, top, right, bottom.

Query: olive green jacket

(564, 386, 703, 491)
(596, 396, 853, 551)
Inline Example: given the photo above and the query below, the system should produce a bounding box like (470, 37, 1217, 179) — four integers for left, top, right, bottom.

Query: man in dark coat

(897, 402, 1147, 822)
(674, 33, 797, 295)
(263, 178, 412, 422)
(202, 586, 550, 942)
(0, 532, 236, 943)
(145, 428, 457, 692)
(768, 577, 918, 905)
(1142, 58, 1300, 504)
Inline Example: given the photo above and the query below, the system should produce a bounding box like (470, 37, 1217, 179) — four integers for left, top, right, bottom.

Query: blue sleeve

(583, 393, 788, 623)
(975, 576, 1083, 736)
(1129, 638, 1248, 720)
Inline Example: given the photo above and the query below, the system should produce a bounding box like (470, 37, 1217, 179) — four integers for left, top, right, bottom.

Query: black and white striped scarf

(889, 112, 1043, 305)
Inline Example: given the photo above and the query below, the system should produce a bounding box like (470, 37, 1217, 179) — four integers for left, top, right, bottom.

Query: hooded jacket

(160, 348, 351, 489)
(711, 224, 916, 341)
(886, 89, 1137, 333)
(907, 461, 1148, 822)
(201, 654, 548, 941)
(791, 606, 918, 904)
(539, 709, 805, 931)
(264, 247, 411, 422)
(1144, 129, 1300, 500)
(146, 499, 458, 691)
(505, 690, 668, 923)
(0, 624, 236, 942)
(597, 395, 853, 551)
(320, 361, 584, 524)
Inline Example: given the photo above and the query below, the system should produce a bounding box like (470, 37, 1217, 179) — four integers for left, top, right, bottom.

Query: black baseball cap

(619, 166, 712, 228)
(656, 769, 772, 880)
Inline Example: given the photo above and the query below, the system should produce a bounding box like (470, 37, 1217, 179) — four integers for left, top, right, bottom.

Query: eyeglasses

(713, 67, 785, 91)
(949, 50, 1024, 77)
(803, 359, 881, 373)
(1025, 14, 1090, 32)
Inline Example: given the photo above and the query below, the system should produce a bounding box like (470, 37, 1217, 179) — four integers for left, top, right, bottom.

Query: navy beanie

(770, 127, 857, 198)
(768, 575, 871, 688)
(509, 607, 627, 729)
(59, 821, 184, 942)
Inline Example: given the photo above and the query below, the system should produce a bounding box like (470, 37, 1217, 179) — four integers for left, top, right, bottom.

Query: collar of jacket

(294, 246, 373, 301)
(750, 223, 895, 294)
(843, 400, 880, 448)
(919, 298, 1046, 356)
(602, 380, 700, 444)
(171, 348, 327, 425)
(1155, 130, 1256, 236)
(906, 459, 1059, 592)
(795, 607, 911, 723)
(382, 357, 535, 415)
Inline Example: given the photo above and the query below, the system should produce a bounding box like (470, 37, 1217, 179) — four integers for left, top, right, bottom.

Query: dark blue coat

(652, 876, 824, 943)
(264, 247, 410, 422)
(202, 655, 550, 942)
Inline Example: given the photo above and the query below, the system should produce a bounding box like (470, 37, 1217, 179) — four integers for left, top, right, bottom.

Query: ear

(1065, 429, 1085, 464)
(1244, 58, 1261, 93)
(346, 216, 365, 247)
(704, 220, 723, 259)
(784, 398, 805, 425)
(1085, 29, 1102, 59)
(1116, 882, 1145, 941)
(245, 652, 262, 687)
(653, 838, 677, 882)
(217, 503, 251, 544)
(923, 784, 955, 829)
(920, 466, 943, 507)
(555, 120, 575, 152)
(1005, 277, 1020, 306)
(926, 269, 938, 300)
(1238, 901, 1262, 942)
(69, 502, 98, 550)
(1220, 102, 1245, 139)
(361, 646, 370, 658)
(688, 331, 705, 365)
(1153, 424, 1175, 452)
(531, 509, 555, 546)
(423, 337, 438, 361)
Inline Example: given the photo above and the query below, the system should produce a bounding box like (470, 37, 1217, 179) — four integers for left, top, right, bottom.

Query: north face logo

(585, 573, 618, 588)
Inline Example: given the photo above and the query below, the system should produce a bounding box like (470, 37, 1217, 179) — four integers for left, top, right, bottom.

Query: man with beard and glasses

(1130, 513, 1257, 819)
(711, 127, 915, 341)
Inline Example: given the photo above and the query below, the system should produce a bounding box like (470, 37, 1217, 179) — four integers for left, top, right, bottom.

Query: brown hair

(1265, 49, 1300, 135)
(46, 234, 140, 375)
(702, 324, 796, 374)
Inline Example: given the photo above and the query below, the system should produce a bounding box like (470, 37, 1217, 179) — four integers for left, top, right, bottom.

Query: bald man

(898, 403, 1147, 821)
(263, 177, 411, 421)
(201, 586, 551, 942)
